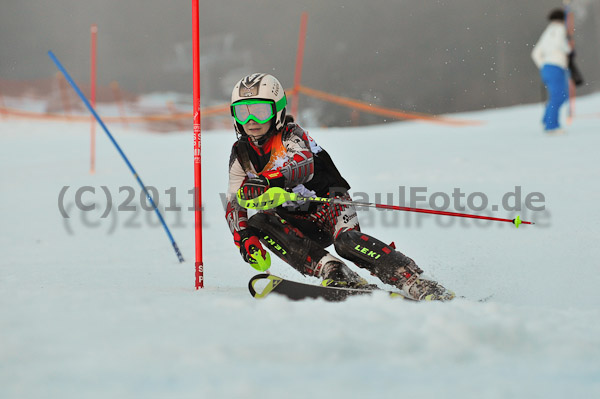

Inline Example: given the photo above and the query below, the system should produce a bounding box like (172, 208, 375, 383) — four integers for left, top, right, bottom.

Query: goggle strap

(275, 95, 287, 112)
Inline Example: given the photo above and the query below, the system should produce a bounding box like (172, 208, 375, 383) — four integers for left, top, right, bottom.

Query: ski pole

(48, 51, 185, 262)
(564, 0, 576, 122)
(237, 187, 534, 228)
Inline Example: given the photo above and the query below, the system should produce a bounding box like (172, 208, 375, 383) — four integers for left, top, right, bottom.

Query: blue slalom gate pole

(48, 50, 184, 263)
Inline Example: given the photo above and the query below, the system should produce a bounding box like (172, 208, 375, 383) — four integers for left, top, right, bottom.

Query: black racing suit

(225, 123, 421, 285)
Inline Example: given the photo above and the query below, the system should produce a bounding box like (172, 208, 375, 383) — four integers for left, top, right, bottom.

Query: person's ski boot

(400, 272, 455, 301)
(318, 256, 377, 290)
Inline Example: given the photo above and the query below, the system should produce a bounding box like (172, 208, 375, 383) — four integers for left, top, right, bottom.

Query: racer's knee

(248, 212, 328, 276)
(334, 230, 421, 275)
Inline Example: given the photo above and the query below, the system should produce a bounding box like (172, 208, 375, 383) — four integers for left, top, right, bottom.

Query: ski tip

(248, 273, 281, 298)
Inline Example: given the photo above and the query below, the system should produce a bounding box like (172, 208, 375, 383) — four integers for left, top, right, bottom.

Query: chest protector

(235, 127, 350, 198)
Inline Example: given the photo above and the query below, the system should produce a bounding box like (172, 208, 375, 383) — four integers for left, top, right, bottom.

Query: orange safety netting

(295, 85, 482, 126)
(1, 78, 482, 128)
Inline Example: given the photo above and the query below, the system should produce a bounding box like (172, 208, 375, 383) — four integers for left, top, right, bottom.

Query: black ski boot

(318, 255, 377, 290)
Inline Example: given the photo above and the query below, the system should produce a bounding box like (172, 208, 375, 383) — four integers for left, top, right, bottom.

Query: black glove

(240, 170, 285, 200)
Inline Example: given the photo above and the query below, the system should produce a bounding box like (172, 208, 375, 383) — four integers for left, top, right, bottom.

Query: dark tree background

(1, 0, 598, 126)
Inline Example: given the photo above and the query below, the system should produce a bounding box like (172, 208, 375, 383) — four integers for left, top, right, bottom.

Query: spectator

(531, 8, 571, 134)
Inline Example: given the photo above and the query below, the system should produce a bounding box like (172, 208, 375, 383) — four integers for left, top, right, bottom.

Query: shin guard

(334, 230, 423, 287)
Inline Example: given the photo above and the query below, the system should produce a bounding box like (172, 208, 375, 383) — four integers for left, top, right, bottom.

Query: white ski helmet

(230, 73, 287, 136)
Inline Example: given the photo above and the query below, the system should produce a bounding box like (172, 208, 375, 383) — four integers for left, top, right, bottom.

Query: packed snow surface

(2, 95, 600, 398)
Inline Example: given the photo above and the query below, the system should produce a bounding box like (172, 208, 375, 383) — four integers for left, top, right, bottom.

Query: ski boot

(381, 257, 454, 301)
(400, 272, 455, 301)
(318, 255, 377, 290)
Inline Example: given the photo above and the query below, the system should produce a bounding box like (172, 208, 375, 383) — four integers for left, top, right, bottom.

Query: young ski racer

(225, 73, 454, 301)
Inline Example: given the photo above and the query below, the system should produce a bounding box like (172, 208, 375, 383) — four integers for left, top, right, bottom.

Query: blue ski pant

(540, 64, 569, 131)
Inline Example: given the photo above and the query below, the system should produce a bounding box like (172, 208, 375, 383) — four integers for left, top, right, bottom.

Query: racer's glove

(234, 228, 271, 271)
(240, 170, 285, 200)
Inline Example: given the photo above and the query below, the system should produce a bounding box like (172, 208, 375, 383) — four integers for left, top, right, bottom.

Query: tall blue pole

(48, 50, 184, 263)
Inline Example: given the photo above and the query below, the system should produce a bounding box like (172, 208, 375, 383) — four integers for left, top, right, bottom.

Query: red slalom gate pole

(291, 12, 308, 118)
(90, 24, 97, 174)
(192, 0, 204, 289)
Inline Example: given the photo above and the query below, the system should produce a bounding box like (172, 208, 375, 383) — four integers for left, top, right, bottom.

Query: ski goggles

(231, 96, 286, 125)
(231, 100, 275, 125)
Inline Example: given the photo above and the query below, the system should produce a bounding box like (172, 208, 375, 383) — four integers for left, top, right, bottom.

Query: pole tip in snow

(173, 242, 184, 262)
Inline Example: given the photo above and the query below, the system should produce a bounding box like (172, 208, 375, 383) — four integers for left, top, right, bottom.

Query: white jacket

(531, 21, 571, 69)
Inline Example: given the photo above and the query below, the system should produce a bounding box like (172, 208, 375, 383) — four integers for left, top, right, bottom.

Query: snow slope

(2, 95, 600, 398)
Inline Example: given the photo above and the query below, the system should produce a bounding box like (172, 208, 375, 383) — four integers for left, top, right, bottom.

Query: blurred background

(1, 0, 598, 128)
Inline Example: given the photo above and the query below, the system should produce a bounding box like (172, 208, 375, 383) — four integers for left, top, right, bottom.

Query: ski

(248, 274, 493, 303)
(248, 273, 416, 302)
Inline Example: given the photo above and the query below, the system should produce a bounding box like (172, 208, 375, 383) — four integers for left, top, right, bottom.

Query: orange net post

(110, 81, 129, 128)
